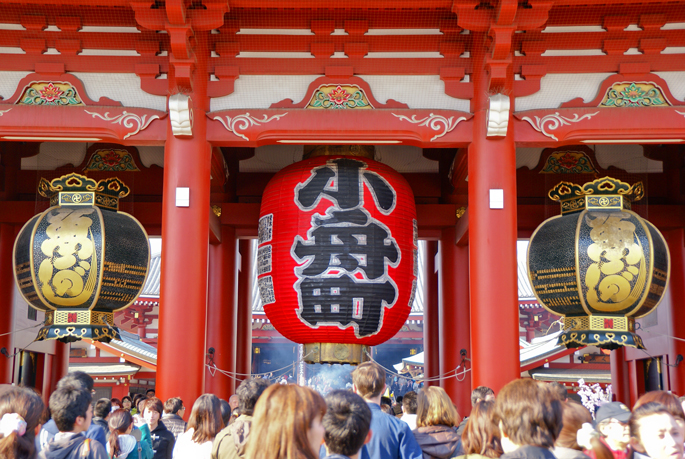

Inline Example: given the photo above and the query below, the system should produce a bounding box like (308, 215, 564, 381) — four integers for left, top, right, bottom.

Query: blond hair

(416, 386, 460, 428)
(351, 362, 386, 399)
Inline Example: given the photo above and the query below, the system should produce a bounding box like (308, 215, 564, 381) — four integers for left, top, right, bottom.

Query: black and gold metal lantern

(13, 173, 150, 343)
(528, 177, 670, 349)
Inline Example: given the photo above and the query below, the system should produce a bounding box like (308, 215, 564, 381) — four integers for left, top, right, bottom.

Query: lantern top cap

(549, 177, 644, 203)
(38, 173, 130, 210)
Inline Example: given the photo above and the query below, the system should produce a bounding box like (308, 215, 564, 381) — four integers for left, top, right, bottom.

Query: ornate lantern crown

(38, 173, 130, 211)
(549, 177, 644, 215)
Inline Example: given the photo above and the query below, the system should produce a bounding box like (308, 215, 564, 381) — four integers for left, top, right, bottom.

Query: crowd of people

(0, 361, 684, 459)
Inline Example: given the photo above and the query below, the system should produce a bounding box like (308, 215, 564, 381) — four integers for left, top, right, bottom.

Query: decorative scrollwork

(212, 112, 288, 141)
(520, 112, 599, 141)
(84, 110, 160, 140)
(392, 113, 467, 141)
(677, 110, 685, 119)
(0, 108, 11, 117)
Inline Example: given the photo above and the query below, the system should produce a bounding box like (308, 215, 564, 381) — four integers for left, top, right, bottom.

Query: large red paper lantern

(258, 150, 417, 364)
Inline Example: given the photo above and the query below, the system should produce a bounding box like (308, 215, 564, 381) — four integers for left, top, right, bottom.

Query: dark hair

(556, 402, 613, 459)
(49, 385, 92, 432)
(494, 379, 562, 448)
(629, 402, 674, 446)
(402, 391, 418, 415)
(0, 387, 46, 459)
(236, 378, 271, 416)
(144, 397, 164, 415)
(94, 398, 112, 419)
(219, 400, 231, 426)
(548, 382, 568, 401)
(245, 384, 326, 459)
(111, 398, 121, 407)
(634, 391, 685, 424)
(108, 409, 133, 458)
(351, 362, 386, 399)
(323, 390, 371, 457)
(122, 396, 132, 404)
(164, 397, 184, 415)
(380, 404, 393, 415)
(57, 371, 94, 392)
(461, 401, 503, 458)
(380, 397, 392, 407)
(146, 389, 155, 396)
(187, 394, 223, 444)
(471, 386, 495, 407)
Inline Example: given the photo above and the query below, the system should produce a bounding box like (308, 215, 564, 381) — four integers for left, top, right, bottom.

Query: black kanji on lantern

(292, 158, 400, 338)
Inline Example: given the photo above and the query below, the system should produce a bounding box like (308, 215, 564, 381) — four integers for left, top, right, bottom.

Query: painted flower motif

(102, 151, 122, 167)
(327, 86, 351, 106)
(558, 153, 579, 170)
(622, 83, 646, 103)
(39, 83, 64, 103)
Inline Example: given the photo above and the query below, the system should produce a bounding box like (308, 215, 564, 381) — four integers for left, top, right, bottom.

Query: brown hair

(144, 397, 164, 415)
(494, 379, 562, 448)
(0, 387, 46, 459)
(108, 409, 133, 458)
(416, 386, 460, 428)
(352, 362, 386, 399)
(556, 402, 613, 459)
(245, 384, 327, 459)
(187, 394, 223, 444)
(634, 391, 685, 424)
(461, 401, 503, 458)
(629, 402, 674, 446)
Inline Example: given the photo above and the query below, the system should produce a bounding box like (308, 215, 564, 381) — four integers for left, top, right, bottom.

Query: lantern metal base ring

(304, 343, 371, 365)
(36, 310, 121, 343)
(558, 330, 645, 350)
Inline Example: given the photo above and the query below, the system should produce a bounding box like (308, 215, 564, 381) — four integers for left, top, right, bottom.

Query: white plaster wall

(515, 73, 613, 112)
(210, 75, 470, 112)
(21, 142, 87, 170)
(655, 72, 685, 102)
(70, 73, 167, 111)
(0, 71, 31, 100)
(12, 284, 55, 355)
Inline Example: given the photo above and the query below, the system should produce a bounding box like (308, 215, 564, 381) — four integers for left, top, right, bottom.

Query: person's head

(94, 398, 112, 419)
(402, 391, 418, 415)
(634, 391, 685, 431)
(56, 371, 94, 392)
(108, 409, 134, 458)
(494, 379, 562, 452)
(146, 389, 155, 399)
(548, 382, 568, 402)
(351, 362, 386, 401)
(236, 377, 271, 416)
(143, 397, 164, 429)
(0, 386, 46, 459)
(122, 396, 132, 411)
(461, 400, 503, 459)
(596, 402, 632, 451)
(323, 390, 372, 458)
(630, 402, 684, 459)
(245, 384, 327, 459)
(132, 394, 144, 412)
(229, 395, 239, 410)
(471, 386, 495, 407)
(164, 397, 185, 417)
(556, 401, 593, 450)
(416, 386, 460, 428)
(187, 394, 223, 443)
(110, 398, 121, 410)
(219, 399, 231, 426)
(380, 404, 393, 415)
(49, 385, 93, 433)
(137, 397, 148, 415)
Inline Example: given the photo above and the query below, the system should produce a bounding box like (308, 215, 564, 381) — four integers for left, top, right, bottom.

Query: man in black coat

(144, 397, 176, 459)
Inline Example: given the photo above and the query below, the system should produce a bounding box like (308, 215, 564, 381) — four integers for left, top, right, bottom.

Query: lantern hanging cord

(204, 349, 316, 380)
(0, 322, 45, 338)
(363, 350, 471, 383)
(637, 323, 685, 343)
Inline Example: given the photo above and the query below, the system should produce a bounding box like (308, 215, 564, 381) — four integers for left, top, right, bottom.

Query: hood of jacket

(43, 433, 87, 459)
(231, 415, 253, 456)
(414, 425, 462, 459)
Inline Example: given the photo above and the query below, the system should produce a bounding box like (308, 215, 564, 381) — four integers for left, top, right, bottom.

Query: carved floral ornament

(18, 81, 84, 106)
(84, 110, 160, 140)
(305, 85, 372, 109)
(520, 112, 599, 142)
(600, 82, 669, 108)
(392, 113, 468, 141)
(540, 151, 598, 174)
(212, 112, 288, 141)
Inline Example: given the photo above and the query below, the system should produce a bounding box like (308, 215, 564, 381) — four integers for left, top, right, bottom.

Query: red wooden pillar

(44, 341, 69, 400)
(0, 224, 15, 384)
(235, 240, 253, 382)
(206, 226, 238, 397)
(468, 33, 520, 392)
(157, 32, 211, 405)
(611, 347, 630, 403)
(439, 227, 472, 416)
(664, 229, 685, 395)
(423, 241, 440, 387)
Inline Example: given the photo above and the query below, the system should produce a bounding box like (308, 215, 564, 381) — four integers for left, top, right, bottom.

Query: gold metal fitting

(304, 343, 371, 365)
(302, 145, 375, 160)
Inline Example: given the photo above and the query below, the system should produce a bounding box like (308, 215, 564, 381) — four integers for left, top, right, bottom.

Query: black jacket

(150, 422, 176, 459)
(501, 445, 558, 459)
